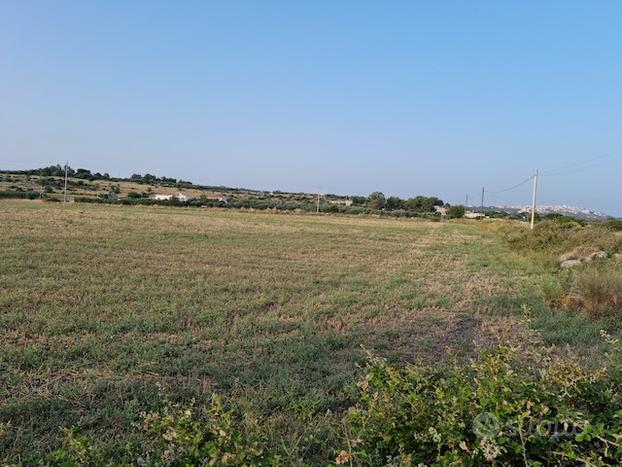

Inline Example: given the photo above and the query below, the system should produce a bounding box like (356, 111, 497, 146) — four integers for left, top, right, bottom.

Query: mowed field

(1, 201, 566, 461)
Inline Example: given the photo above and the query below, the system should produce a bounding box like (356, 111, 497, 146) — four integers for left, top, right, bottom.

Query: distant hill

(0, 165, 445, 217)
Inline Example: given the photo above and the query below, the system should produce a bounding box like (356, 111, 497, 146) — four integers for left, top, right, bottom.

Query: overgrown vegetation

(480, 218, 622, 328)
(43, 342, 622, 465)
(484, 219, 621, 267)
(342, 340, 622, 465)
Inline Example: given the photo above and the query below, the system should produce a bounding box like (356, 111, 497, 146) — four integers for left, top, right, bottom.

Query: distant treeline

(3, 164, 112, 180)
(72, 195, 447, 219)
(361, 191, 444, 211)
(1, 165, 244, 193)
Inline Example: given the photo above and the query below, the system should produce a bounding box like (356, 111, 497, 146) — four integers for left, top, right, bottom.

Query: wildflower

(428, 426, 441, 444)
(480, 437, 503, 461)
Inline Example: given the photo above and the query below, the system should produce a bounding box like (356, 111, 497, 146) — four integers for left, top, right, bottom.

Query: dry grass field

(0, 200, 612, 462)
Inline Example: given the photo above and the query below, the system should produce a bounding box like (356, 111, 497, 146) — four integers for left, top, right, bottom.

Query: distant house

(464, 211, 485, 219)
(152, 192, 189, 202)
(434, 206, 448, 216)
(204, 193, 228, 203)
(329, 199, 353, 206)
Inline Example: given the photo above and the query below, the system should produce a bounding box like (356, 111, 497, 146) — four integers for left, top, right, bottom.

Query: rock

(586, 250, 607, 261)
(560, 259, 582, 269)
(559, 250, 607, 266)
(559, 251, 579, 263)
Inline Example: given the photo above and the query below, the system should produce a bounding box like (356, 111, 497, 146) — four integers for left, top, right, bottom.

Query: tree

(143, 173, 157, 184)
(385, 196, 404, 210)
(447, 205, 466, 219)
(74, 168, 92, 179)
(404, 196, 444, 212)
(367, 192, 386, 209)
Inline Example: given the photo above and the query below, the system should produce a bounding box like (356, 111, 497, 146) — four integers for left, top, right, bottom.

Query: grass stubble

(0, 201, 614, 462)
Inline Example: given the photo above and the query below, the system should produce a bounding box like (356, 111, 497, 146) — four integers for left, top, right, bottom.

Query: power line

(541, 152, 621, 176)
(484, 175, 534, 194)
(468, 150, 620, 216)
(541, 157, 622, 178)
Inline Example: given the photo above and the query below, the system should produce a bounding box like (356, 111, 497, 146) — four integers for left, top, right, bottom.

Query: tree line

(362, 191, 444, 212)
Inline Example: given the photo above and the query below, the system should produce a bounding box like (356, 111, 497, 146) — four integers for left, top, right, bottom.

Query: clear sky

(2, 1, 621, 214)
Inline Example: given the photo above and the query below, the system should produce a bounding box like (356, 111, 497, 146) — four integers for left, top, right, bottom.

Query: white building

(152, 192, 189, 202)
(434, 206, 448, 216)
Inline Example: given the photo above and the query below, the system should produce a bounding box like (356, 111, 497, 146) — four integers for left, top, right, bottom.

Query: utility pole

(39, 167, 44, 199)
(530, 169, 539, 230)
(465, 194, 469, 206)
(63, 161, 68, 203)
(316, 192, 320, 213)
(480, 187, 484, 208)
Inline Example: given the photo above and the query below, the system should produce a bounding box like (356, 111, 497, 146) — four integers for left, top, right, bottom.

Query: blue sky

(1, 1, 621, 214)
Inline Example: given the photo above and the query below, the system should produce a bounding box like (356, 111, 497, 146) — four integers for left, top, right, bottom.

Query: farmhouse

(329, 199, 353, 206)
(152, 192, 189, 202)
(434, 206, 448, 216)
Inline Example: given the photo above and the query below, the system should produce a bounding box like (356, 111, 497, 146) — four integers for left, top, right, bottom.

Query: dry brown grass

(560, 264, 622, 316)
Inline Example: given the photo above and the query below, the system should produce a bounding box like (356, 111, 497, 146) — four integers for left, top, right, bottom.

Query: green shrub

(39, 343, 622, 465)
(47, 396, 269, 466)
(140, 395, 267, 466)
(0, 190, 39, 200)
(341, 346, 622, 466)
(73, 196, 105, 203)
(447, 205, 466, 219)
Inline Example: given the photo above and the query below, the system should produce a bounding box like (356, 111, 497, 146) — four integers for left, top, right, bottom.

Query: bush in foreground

(341, 344, 622, 466)
(43, 342, 622, 466)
